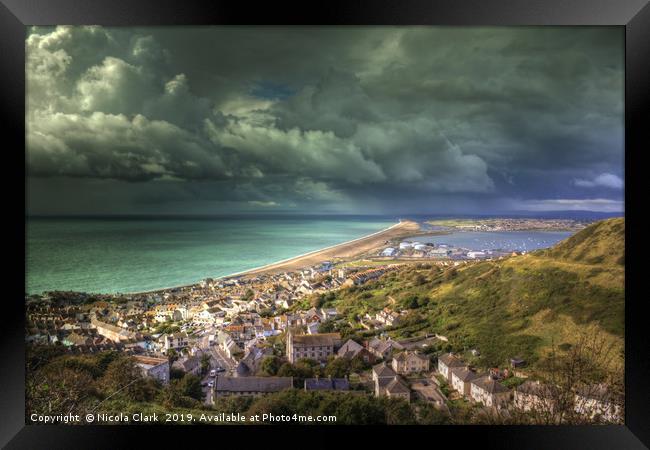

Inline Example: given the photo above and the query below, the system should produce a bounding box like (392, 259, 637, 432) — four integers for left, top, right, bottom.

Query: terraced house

(391, 351, 429, 374)
(470, 375, 511, 408)
(286, 331, 341, 363)
(437, 353, 465, 383)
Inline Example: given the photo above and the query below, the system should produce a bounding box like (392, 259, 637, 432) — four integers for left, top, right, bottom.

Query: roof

(516, 380, 555, 398)
(290, 332, 341, 347)
(337, 339, 364, 358)
(372, 362, 397, 379)
(176, 355, 200, 371)
(451, 366, 480, 382)
(471, 375, 510, 394)
(215, 376, 293, 393)
(304, 378, 350, 391)
(133, 355, 168, 368)
(575, 384, 622, 403)
(438, 353, 464, 368)
(385, 377, 410, 395)
(368, 337, 403, 354)
(393, 351, 428, 362)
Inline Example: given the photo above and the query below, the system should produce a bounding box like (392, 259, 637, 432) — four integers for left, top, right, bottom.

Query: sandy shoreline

(130, 219, 420, 294)
(232, 219, 420, 278)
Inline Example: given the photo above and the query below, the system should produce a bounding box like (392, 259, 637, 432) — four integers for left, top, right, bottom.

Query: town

(25, 248, 622, 424)
(424, 217, 589, 232)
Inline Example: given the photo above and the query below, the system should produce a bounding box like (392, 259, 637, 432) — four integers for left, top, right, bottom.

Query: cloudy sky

(26, 26, 624, 216)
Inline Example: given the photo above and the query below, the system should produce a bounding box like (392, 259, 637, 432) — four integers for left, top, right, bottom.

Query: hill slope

(539, 217, 624, 265)
(326, 218, 625, 374)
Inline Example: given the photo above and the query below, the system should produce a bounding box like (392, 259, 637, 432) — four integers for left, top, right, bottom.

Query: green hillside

(324, 218, 625, 375)
(539, 217, 624, 265)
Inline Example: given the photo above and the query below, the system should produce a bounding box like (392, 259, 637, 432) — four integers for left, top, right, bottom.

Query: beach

(232, 219, 421, 278)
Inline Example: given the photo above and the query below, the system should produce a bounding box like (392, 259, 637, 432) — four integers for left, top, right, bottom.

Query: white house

(133, 355, 170, 384)
(573, 384, 623, 423)
(450, 366, 480, 397)
(437, 353, 465, 383)
(470, 375, 511, 408)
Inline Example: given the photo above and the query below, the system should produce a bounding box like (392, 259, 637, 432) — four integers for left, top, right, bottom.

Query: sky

(26, 26, 624, 216)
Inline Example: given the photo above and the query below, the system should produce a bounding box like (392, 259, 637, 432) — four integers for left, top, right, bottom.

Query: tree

(311, 293, 325, 309)
(318, 319, 336, 333)
(413, 273, 427, 286)
(27, 366, 96, 417)
(324, 357, 350, 378)
(99, 357, 156, 402)
(277, 362, 296, 378)
(167, 348, 179, 366)
(476, 326, 624, 425)
(444, 268, 458, 280)
(200, 353, 211, 376)
(402, 295, 419, 309)
(179, 374, 204, 401)
(259, 356, 282, 376)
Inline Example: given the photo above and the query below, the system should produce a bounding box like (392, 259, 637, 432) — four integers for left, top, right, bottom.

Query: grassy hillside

(326, 218, 625, 375)
(539, 217, 624, 265)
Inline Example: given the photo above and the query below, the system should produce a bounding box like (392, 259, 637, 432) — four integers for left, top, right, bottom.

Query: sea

(402, 230, 574, 252)
(26, 215, 397, 295)
(26, 214, 595, 295)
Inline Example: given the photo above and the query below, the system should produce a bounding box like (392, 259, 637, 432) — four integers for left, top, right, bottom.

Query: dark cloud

(26, 26, 624, 214)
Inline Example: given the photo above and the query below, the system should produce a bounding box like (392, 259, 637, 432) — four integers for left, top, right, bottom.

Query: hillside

(538, 217, 624, 265)
(324, 218, 625, 376)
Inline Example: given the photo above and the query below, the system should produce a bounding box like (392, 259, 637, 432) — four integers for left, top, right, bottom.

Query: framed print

(1, 0, 648, 448)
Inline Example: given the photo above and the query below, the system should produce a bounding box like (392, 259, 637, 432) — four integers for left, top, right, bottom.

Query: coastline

(128, 219, 420, 295)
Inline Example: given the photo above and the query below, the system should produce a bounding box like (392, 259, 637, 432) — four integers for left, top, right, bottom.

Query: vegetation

(540, 217, 624, 266)
(329, 218, 624, 377)
(26, 346, 440, 425)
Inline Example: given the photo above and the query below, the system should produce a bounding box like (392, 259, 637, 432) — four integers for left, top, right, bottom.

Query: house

(163, 332, 189, 351)
(223, 338, 244, 359)
(431, 248, 451, 257)
(367, 337, 404, 360)
(573, 384, 623, 423)
(173, 355, 202, 376)
(375, 308, 402, 327)
(91, 316, 137, 342)
(372, 361, 397, 383)
(514, 380, 557, 413)
(63, 331, 93, 346)
(470, 375, 511, 408)
(286, 331, 341, 363)
(450, 367, 480, 397)
(337, 339, 376, 364)
(320, 308, 339, 321)
(391, 351, 430, 375)
(381, 247, 397, 257)
(214, 376, 293, 397)
(304, 377, 350, 391)
(133, 355, 170, 384)
(372, 362, 410, 402)
(380, 377, 411, 403)
(235, 346, 272, 377)
(510, 357, 526, 368)
(437, 353, 465, 383)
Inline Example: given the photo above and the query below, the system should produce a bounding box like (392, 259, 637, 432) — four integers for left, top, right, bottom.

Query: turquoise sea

(26, 216, 397, 295)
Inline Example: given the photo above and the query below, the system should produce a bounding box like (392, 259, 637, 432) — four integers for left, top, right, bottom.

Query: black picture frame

(2, 0, 648, 448)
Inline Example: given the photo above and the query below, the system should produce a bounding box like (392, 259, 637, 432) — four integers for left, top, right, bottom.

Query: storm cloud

(26, 26, 624, 215)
